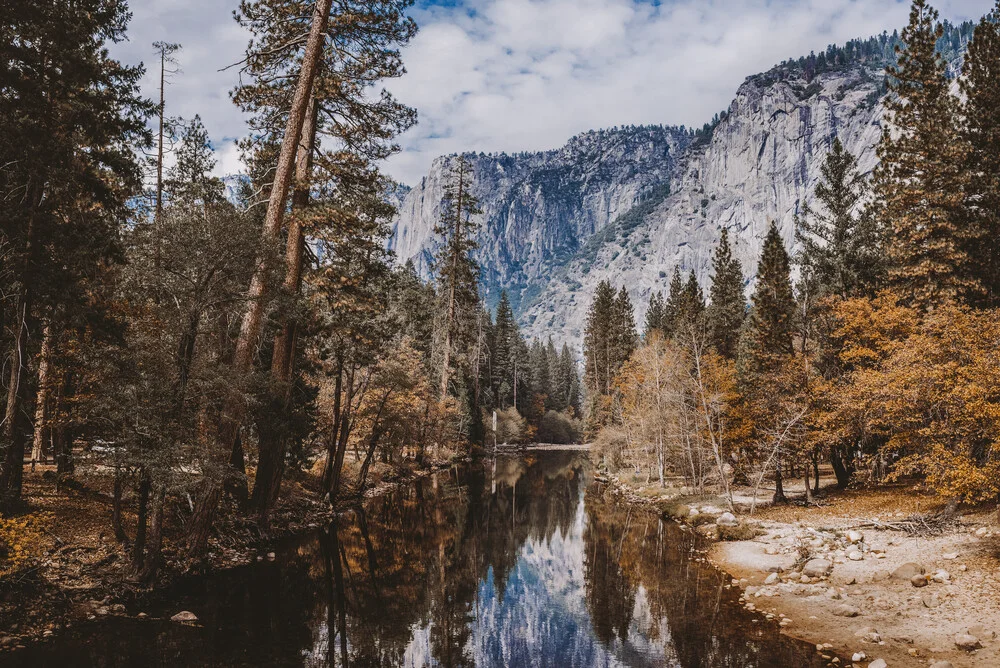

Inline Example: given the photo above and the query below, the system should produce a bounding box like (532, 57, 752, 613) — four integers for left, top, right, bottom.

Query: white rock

(802, 558, 833, 578)
(170, 611, 198, 623)
(846, 530, 864, 544)
(852, 652, 866, 662)
(868, 660, 887, 668)
(717, 512, 739, 527)
(848, 550, 863, 561)
(942, 552, 959, 560)
(954, 633, 982, 651)
(764, 572, 779, 585)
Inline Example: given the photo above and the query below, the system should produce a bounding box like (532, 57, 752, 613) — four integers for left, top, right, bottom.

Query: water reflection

(3, 450, 829, 667)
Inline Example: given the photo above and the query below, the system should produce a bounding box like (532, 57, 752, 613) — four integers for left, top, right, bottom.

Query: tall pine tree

(874, 0, 975, 308)
(796, 138, 883, 298)
(961, 0, 1000, 306)
(706, 228, 746, 358)
(434, 155, 482, 401)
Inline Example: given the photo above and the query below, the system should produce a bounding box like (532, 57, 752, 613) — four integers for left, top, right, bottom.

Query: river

(4, 449, 829, 667)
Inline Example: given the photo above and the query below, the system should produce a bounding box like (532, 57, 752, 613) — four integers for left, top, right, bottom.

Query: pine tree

(558, 344, 580, 415)
(644, 291, 665, 338)
(545, 337, 563, 410)
(435, 155, 483, 401)
(675, 271, 705, 338)
(874, 0, 976, 308)
(491, 291, 519, 408)
(706, 228, 746, 358)
(741, 222, 798, 504)
(583, 280, 617, 397)
(796, 138, 883, 298)
(612, 286, 639, 373)
(662, 267, 685, 337)
(0, 0, 153, 509)
(742, 223, 796, 376)
(960, 0, 1000, 306)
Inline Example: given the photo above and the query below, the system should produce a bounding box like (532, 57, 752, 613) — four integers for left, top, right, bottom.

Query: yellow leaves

(824, 297, 1000, 501)
(0, 513, 51, 580)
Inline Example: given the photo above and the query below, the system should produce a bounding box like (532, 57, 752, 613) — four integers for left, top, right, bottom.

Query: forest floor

(603, 466, 1000, 668)
(0, 452, 450, 652)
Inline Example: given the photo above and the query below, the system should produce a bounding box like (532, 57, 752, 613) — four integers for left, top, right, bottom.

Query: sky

(112, 0, 996, 185)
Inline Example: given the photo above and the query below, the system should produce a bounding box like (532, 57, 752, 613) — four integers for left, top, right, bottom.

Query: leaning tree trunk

(251, 97, 318, 528)
(188, 0, 333, 557)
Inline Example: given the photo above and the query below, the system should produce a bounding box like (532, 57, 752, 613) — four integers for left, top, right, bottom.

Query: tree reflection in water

(310, 450, 827, 667)
(4, 450, 830, 667)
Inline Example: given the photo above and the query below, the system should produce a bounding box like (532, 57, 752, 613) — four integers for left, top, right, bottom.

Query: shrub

(492, 407, 528, 444)
(537, 410, 583, 444)
(593, 427, 628, 469)
(0, 513, 49, 580)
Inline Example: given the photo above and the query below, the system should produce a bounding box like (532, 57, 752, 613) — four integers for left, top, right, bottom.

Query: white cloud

(113, 0, 995, 185)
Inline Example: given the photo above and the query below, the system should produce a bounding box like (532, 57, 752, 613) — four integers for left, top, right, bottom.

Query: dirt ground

(708, 485, 1000, 668)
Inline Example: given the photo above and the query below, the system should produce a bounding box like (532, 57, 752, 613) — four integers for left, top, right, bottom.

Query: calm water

(4, 450, 830, 667)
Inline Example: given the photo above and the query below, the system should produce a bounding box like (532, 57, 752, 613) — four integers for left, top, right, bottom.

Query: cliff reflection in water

(306, 450, 823, 667)
(5, 450, 827, 667)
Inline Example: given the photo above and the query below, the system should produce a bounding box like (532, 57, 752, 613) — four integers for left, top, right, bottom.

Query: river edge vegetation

(0, 0, 584, 613)
(586, 0, 1000, 518)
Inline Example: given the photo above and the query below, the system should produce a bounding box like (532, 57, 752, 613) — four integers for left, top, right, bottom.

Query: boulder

(910, 574, 929, 588)
(717, 512, 739, 527)
(855, 627, 881, 643)
(921, 592, 941, 608)
(931, 569, 950, 583)
(170, 611, 199, 623)
(848, 550, 863, 561)
(942, 552, 958, 560)
(846, 530, 864, 544)
(851, 652, 866, 662)
(764, 572, 779, 585)
(868, 660, 887, 668)
(832, 604, 861, 617)
(954, 633, 982, 651)
(802, 559, 833, 578)
(891, 563, 925, 580)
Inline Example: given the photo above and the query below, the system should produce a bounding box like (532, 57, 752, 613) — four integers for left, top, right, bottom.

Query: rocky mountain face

(388, 125, 691, 315)
(387, 43, 950, 351)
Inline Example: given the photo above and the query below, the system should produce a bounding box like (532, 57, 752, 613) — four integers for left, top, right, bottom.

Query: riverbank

(0, 458, 452, 653)
(600, 468, 1000, 668)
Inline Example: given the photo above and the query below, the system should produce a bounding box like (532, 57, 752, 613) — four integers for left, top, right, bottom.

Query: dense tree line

(0, 0, 583, 584)
(589, 0, 1000, 509)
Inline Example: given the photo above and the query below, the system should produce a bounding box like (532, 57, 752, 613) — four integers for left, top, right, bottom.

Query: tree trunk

(251, 97, 318, 525)
(30, 319, 54, 471)
(142, 482, 166, 582)
(830, 445, 853, 489)
(803, 458, 812, 504)
(812, 449, 821, 494)
(772, 454, 787, 504)
(131, 469, 151, 576)
(53, 370, 73, 478)
(0, 220, 36, 510)
(186, 478, 222, 558)
(191, 0, 333, 557)
(112, 465, 128, 543)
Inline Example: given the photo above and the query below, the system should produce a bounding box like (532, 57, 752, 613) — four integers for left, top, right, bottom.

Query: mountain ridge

(388, 23, 976, 352)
